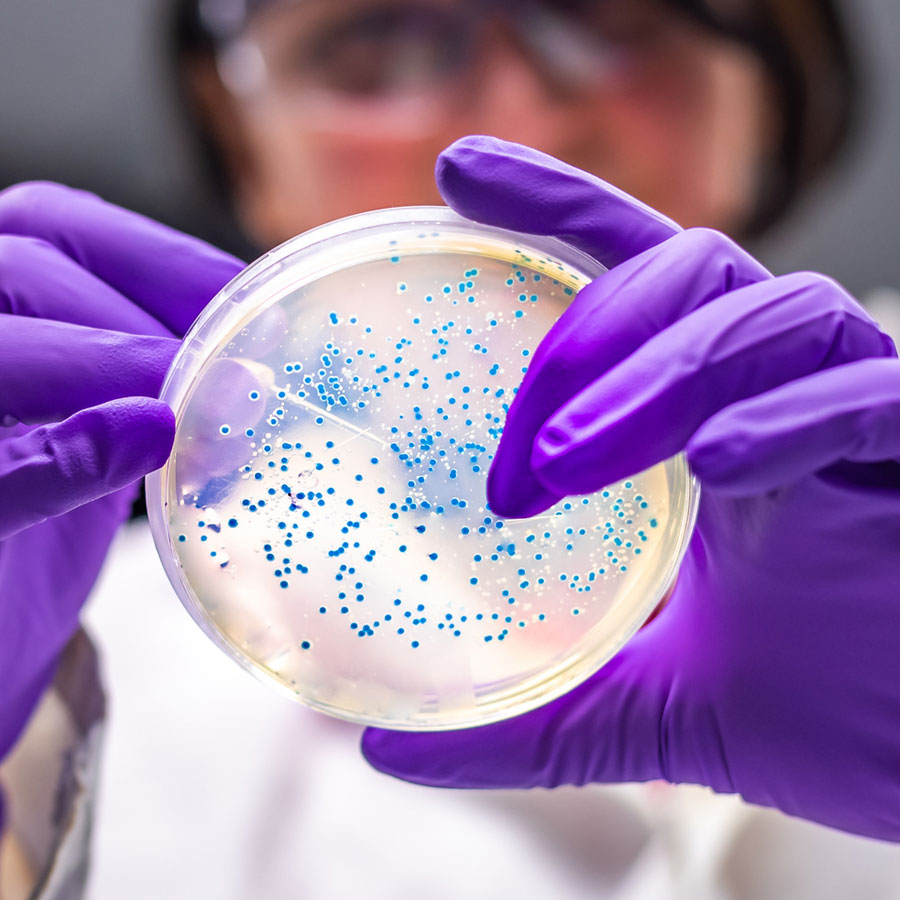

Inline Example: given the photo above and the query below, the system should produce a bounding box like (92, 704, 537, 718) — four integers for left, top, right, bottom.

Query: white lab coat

(77, 522, 900, 899)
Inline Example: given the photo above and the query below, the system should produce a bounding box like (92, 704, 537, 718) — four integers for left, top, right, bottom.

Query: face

(191, 0, 775, 250)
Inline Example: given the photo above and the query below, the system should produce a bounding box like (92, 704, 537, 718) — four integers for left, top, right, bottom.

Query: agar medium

(146, 207, 698, 730)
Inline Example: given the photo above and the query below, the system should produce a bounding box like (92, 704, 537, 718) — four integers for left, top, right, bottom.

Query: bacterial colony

(166, 241, 673, 725)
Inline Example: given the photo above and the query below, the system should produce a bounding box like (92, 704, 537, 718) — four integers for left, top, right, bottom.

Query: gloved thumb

(361, 622, 682, 790)
(0, 397, 174, 541)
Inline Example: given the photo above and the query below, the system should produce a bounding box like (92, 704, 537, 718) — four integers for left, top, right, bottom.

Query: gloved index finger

(485, 226, 771, 518)
(436, 136, 682, 269)
(0, 182, 245, 337)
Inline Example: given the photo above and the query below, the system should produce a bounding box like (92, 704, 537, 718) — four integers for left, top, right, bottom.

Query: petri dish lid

(146, 206, 698, 731)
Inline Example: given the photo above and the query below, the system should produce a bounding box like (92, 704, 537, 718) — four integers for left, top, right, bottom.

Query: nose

(459, 18, 598, 158)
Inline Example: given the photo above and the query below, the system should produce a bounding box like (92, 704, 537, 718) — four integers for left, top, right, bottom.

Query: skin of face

(188, 1, 776, 250)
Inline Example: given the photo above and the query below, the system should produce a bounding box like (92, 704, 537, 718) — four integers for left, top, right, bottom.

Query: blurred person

(172, 0, 852, 248)
(1, 2, 900, 899)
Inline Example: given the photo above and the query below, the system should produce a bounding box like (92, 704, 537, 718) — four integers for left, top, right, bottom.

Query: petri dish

(146, 207, 698, 731)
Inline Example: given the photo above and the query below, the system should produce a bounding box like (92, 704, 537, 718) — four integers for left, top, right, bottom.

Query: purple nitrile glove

(0, 182, 243, 762)
(363, 137, 900, 842)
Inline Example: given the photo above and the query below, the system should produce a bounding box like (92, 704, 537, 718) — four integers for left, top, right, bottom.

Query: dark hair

(170, 0, 230, 203)
(670, 0, 858, 235)
(168, 0, 858, 239)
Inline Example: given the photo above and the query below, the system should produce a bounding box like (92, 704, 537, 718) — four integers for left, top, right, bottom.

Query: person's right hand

(0, 182, 243, 762)
(363, 137, 900, 843)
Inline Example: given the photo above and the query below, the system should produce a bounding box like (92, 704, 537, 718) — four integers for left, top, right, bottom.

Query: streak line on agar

(279, 389, 389, 449)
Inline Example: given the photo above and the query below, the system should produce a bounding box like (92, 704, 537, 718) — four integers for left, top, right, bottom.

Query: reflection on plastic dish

(146, 207, 698, 730)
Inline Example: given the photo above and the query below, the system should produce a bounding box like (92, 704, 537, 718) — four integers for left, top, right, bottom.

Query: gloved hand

(0, 183, 242, 762)
(363, 137, 900, 841)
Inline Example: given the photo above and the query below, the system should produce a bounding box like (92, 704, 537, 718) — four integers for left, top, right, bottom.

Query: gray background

(0, 0, 898, 293)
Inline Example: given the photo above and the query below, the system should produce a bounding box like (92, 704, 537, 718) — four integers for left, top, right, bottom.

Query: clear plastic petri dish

(146, 207, 698, 731)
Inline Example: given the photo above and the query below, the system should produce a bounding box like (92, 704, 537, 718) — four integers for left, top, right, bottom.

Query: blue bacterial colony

(167, 246, 674, 725)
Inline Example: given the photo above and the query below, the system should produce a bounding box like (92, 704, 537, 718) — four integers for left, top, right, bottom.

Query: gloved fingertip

(436, 135, 556, 223)
(138, 399, 178, 473)
(360, 727, 395, 769)
(685, 435, 770, 498)
(683, 432, 715, 474)
(361, 728, 437, 785)
(485, 462, 559, 519)
(437, 135, 553, 179)
(74, 398, 176, 487)
(436, 135, 508, 180)
(435, 136, 497, 218)
(362, 726, 513, 789)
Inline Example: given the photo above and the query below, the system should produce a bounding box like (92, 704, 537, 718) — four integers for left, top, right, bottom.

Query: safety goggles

(206, 0, 694, 100)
